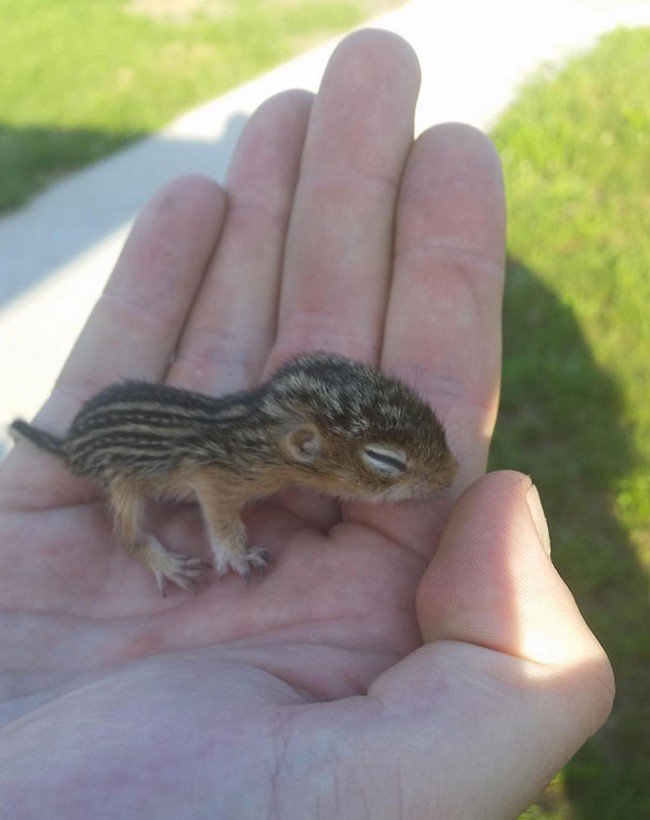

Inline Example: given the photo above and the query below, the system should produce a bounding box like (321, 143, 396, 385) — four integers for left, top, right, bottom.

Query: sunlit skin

(0, 30, 613, 818)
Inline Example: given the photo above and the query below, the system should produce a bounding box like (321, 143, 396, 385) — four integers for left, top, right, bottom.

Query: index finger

(1, 177, 225, 508)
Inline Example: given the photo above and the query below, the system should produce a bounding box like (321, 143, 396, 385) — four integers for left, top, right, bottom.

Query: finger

(169, 91, 313, 394)
(267, 29, 421, 370)
(40, 175, 226, 433)
(344, 125, 505, 552)
(384, 124, 506, 486)
(1, 177, 225, 505)
(282, 472, 613, 818)
(415, 471, 607, 667)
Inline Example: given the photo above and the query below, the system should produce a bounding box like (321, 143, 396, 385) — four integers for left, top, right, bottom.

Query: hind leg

(108, 479, 210, 595)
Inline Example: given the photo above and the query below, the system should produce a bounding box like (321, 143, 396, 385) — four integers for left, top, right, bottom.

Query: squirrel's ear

(282, 423, 322, 463)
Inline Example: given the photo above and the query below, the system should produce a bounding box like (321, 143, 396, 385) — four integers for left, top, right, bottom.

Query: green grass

(489, 27, 650, 818)
(0, 0, 399, 212)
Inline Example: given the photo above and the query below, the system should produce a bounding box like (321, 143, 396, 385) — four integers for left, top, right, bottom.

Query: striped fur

(9, 353, 457, 591)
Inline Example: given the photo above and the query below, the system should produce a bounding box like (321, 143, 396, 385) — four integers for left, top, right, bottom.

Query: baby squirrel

(10, 352, 457, 594)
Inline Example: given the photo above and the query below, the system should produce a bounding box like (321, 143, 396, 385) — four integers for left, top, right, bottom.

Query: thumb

(357, 471, 614, 818)
(416, 470, 608, 670)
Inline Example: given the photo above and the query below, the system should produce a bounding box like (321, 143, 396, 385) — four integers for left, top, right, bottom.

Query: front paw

(214, 547, 273, 582)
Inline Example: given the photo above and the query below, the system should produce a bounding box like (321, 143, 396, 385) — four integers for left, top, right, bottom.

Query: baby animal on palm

(10, 352, 457, 594)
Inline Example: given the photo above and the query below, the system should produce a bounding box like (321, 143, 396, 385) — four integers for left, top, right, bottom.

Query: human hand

(0, 30, 613, 818)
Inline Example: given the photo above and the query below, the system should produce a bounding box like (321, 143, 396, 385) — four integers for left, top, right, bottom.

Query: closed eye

(362, 444, 407, 476)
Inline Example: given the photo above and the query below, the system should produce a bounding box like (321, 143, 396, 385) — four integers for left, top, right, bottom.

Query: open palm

(0, 31, 612, 818)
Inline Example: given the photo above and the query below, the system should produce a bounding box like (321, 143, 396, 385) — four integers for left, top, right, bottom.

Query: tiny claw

(156, 573, 168, 597)
(257, 548, 273, 566)
(252, 548, 272, 581)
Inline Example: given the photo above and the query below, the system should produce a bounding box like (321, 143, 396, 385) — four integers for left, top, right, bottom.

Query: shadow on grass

(0, 124, 146, 214)
(0, 114, 247, 306)
(490, 260, 649, 818)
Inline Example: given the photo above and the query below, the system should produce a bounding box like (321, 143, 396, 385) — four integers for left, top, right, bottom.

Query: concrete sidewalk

(2, 0, 649, 453)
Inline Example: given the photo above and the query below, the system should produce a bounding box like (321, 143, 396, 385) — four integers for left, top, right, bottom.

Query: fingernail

(526, 483, 551, 557)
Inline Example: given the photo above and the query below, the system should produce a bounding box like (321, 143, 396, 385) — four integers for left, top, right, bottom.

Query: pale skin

(0, 30, 613, 819)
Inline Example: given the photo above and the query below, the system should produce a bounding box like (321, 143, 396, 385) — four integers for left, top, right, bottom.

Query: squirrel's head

(263, 352, 457, 501)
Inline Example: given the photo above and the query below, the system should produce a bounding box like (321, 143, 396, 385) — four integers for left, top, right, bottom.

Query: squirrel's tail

(9, 419, 65, 458)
